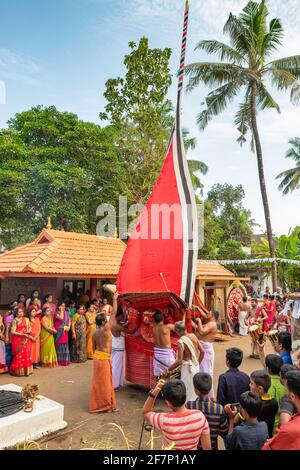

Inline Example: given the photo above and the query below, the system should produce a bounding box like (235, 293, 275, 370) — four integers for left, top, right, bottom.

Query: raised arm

(168, 343, 183, 371)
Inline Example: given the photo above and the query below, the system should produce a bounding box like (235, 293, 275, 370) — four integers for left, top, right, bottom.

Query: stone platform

(0, 384, 67, 449)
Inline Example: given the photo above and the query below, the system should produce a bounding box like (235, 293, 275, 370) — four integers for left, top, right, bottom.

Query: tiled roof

(0, 229, 126, 278)
(196, 261, 236, 279)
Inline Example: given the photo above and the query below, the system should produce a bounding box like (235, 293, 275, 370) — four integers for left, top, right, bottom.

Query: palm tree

(277, 137, 300, 194)
(184, 0, 300, 290)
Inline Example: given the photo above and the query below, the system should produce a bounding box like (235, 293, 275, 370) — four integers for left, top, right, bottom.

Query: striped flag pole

(178, 0, 189, 94)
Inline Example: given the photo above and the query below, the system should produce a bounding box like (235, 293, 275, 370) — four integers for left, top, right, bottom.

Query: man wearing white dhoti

(153, 310, 176, 378)
(169, 321, 204, 403)
(111, 294, 139, 389)
(192, 311, 218, 399)
(238, 296, 251, 336)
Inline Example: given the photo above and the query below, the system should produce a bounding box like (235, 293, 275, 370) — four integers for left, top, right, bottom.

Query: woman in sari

(28, 307, 41, 368)
(0, 315, 8, 374)
(54, 302, 71, 366)
(85, 304, 97, 359)
(40, 307, 58, 368)
(43, 294, 57, 317)
(70, 305, 87, 363)
(4, 305, 15, 370)
(10, 307, 33, 377)
(27, 297, 43, 321)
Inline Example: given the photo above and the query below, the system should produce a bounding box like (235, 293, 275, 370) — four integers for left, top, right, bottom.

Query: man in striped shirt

(187, 373, 229, 450)
(143, 378, 211, 450)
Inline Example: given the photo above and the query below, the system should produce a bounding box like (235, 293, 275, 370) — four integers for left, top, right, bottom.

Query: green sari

(40, 316, 58, 368)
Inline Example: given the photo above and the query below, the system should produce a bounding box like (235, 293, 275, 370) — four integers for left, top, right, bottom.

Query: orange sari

(30, 317, 41, 364)
(86, 311, 96, 359)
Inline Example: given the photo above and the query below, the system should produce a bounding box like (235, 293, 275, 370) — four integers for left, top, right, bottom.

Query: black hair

(17, 293, 26, 302)
(96, 313, 106, 327)
(162, 379, 186, 407)
(153, 310, 164, 324)
(42, 307, 50, 317)
(250, 370, 271, 393)
(265, 354, 283, 375)
(57, 301, 65, 309)
(13, 307, 23, 318)
(286, 370, 300, 399)
(280, 364, 298, 379)
(240, 391, 263, 418)
(44, 294, 52, 303)
(270, 295, 275, 301)
(116, 305, 124, 318)
(213, 310, 220, 321)
(30, 290, 40, 300)
(193, 373, 212, 395)
(226, 348, 243, 368)
(26, 307, 35, 317)
(278, 332, 292, 352)
(242, 296, 248, 302)
(263, 294, 269, 300)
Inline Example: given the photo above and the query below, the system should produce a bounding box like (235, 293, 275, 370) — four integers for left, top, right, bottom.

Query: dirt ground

(0, 335, 274, 450)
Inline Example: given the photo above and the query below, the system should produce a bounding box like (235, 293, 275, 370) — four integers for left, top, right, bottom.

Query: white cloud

(0, 48, 40, 86)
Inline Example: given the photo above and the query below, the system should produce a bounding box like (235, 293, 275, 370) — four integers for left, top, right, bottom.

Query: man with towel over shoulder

(153, 310, 176, 378)
(192, 311, 218, 398)
(168, 321, 204, 403)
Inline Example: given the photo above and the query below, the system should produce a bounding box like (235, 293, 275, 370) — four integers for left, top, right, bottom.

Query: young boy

(187, 372, 229, 450)
(225, 391, 269, 450)
(143, 379, 211, 450)
(217, 348, 250, 406)
(250, 370, 278, 437)
(262, 370, 300, 450)
(265, 354, 285, 432)
(279, 364, 298, 426)
(276, 332, 293, 365)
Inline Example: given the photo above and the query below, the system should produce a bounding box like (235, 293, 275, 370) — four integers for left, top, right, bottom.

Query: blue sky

(0, 0, 299, 235)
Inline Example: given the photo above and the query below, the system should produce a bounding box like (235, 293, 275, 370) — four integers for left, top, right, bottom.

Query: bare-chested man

(153, 310, 176, 378)
(89, 310, 117, 413)
(192, 311, 218, 398)
(238, 296, 251, 336)
(168, 321, 204, 403)
(111, 293, 139, 390)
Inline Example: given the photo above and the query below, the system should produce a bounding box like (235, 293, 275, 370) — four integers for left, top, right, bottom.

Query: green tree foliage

(206, 183, 256, 245)
(217, 239, 248, 260)
(184, 0, 300, 289)
(100, 37, 173, 204)
(277, 137, 300, 194)
(100, 37, 208, 204)
(0, 106, 124, 248)
(251, 226, 300, 290)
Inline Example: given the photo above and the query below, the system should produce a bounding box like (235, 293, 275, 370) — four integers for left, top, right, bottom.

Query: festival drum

(249, 325, 260, 342)
(267, 330, 279, 349)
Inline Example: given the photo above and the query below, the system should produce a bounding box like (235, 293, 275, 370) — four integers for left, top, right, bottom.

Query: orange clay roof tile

(196, 261, 235, 278)
(0, 229, 126, 277)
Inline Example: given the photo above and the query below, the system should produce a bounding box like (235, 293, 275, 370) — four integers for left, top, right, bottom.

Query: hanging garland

(198, 258, 300, 266)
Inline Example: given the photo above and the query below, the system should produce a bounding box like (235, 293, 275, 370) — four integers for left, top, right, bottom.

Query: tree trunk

(250, 82, 277, 291)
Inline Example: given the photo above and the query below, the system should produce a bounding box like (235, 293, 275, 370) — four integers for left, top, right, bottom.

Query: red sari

(10, 318, 33, 377)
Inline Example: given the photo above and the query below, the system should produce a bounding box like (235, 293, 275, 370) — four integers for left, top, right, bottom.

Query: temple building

(0, 228, 248, 321)
(0, 228, 126, 311)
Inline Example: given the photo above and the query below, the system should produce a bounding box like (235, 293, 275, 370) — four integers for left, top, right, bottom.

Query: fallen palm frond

(15, 440, 42, 451)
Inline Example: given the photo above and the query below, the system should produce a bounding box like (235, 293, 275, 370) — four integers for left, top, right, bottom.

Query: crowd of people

(0, 289, 114, 377)
(86, 291, 300, 450)
(1, 285, 300, 451)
